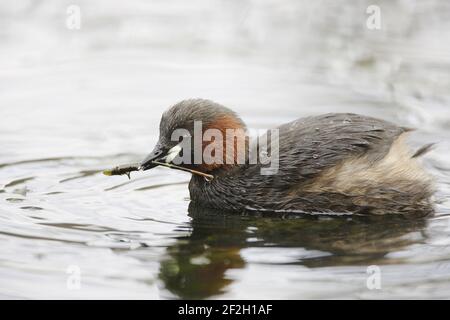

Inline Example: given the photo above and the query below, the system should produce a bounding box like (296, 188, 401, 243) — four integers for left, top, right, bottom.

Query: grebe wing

(250, 113, 408, 184)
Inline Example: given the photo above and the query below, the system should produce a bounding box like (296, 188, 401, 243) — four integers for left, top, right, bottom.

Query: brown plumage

(141, 99, 435, 217)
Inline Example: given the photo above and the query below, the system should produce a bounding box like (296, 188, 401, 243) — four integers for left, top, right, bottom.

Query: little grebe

(140, 99, 434, 217)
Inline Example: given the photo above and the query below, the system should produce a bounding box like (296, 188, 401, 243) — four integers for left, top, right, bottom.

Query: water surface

(1, 0, 450, 299)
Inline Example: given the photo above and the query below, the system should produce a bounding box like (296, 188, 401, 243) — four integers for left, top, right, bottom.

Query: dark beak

(140, 143, 166, 171)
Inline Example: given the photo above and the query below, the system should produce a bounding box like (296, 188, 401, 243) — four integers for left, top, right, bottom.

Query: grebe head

(140, 99, 247, 172)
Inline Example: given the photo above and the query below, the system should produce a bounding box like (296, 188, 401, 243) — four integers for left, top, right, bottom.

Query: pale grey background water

(0, 0, 449, 299)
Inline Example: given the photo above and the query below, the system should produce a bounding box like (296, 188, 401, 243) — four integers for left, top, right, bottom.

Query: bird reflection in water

(158, 203, 428, 299)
